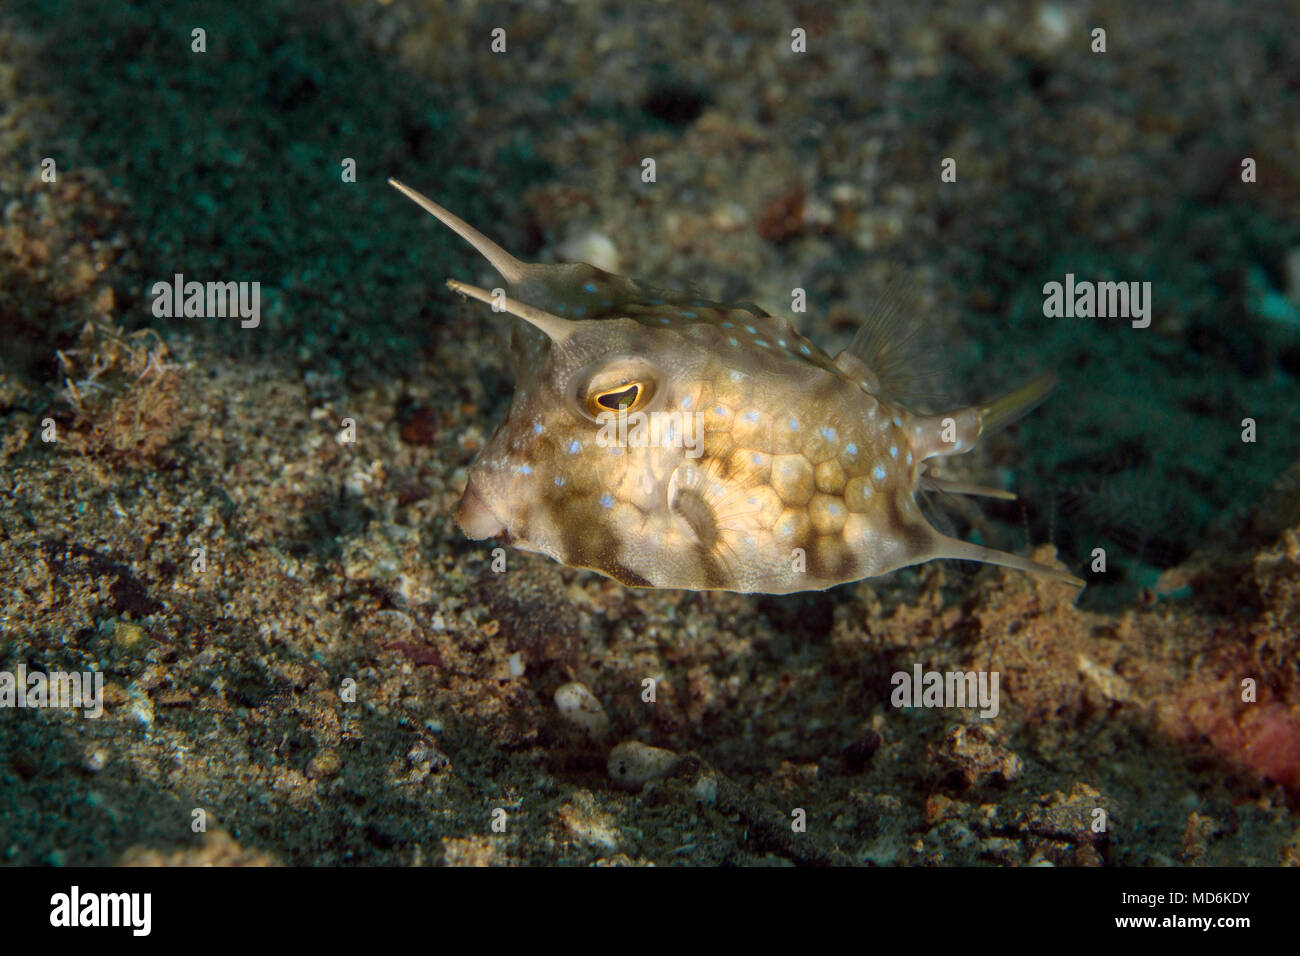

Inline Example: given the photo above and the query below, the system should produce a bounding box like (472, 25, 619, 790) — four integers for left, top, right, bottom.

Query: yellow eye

(586, 379, 654, 417)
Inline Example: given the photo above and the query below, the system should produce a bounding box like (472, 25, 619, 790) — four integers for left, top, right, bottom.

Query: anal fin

(930, 534, 1085, 588)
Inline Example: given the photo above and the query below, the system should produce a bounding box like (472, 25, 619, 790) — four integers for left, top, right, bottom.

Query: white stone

(558, 230, 619, 273)
(554, 681, 609, 739)
(607, 741, 678, 789)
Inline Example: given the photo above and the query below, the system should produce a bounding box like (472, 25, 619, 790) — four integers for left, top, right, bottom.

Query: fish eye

(590, 382, 649, 414)
(570, 357, 662, 423)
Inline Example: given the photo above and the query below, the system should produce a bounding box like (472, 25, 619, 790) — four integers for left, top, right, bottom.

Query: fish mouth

(456, 484, 506, 540)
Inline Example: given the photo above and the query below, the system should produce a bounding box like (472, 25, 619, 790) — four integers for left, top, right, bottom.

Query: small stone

(692, 773, 718, 804)
(307, 748, 342, 779)
(124, 683, 153, 726)
(558, 230, 619, 273)
(554, 681, 610, 740)
(113, 620, 147, 654)
(84, 748, 108, 773)
(607, 741, 678, 789)
(406, 738, 450, 772)
(507, 652, 525, 679)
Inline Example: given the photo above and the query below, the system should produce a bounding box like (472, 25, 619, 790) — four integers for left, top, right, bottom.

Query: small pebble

(554, 681, 610, 740)
(558, 230, 619, 273)
(692, 773, 718, 804)
(84, 748, 108, 773)
(307, 748, 342, 779)
(607, 741, 678, 789)
(507, 652, 525, 679)
(113, 620, 147, 654)
(124, 683, 154, 726)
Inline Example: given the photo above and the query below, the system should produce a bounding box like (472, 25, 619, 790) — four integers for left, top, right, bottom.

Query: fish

(390, 178, 1084, 594)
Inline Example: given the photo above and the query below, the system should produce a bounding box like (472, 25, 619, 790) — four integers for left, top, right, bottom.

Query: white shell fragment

(607, 741, 679, 789)
(554, 681, 610, 740)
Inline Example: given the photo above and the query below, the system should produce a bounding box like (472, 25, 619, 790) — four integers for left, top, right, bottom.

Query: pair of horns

(389, 178, 576, 344)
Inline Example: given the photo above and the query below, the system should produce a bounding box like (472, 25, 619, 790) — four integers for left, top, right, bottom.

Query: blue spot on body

(822, 427, 837, 441)
(720, 321, 734, 328)
(789, 418, 800, 431)
(575, 307, 586, 317)
(568, 440, 581, 454)
(873, 466, 886, 482)
(682, 311, 697, 319)
(755, 339, 768, 347)
(744, 324, 757, 334)
(554, 475, 565, 487)
(729, 337, 739, 346)
(601, 299, 612, 307)
(715, 405, 728, 417)
(846, 443, 858, 455)
(649, 298, 665, 306)
(555, 304, 567, 314)
(519, 464, 532, 475)
(744, 410, 759, 423)
(890, 445, 898, 458)
(599, 493, 613, 509)
(533, 422, 544, 435)
(583, 282, 597, 293)
(799, 344, 811, 355)
(681, 395, 693, 409)
(730, 371, 742, 381)
(752, 453, 764, 465)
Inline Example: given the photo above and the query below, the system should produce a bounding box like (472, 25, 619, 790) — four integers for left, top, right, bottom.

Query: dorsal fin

(833, 277, 949, 409)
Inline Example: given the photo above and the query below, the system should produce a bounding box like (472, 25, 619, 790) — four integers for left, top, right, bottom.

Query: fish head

(459, 309, 732, 586)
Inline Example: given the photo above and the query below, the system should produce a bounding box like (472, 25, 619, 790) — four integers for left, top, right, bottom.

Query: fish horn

(446, 279, 577, 345)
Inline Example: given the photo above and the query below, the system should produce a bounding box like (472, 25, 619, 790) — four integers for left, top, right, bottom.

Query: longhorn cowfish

(390, 179, 1082, 594)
